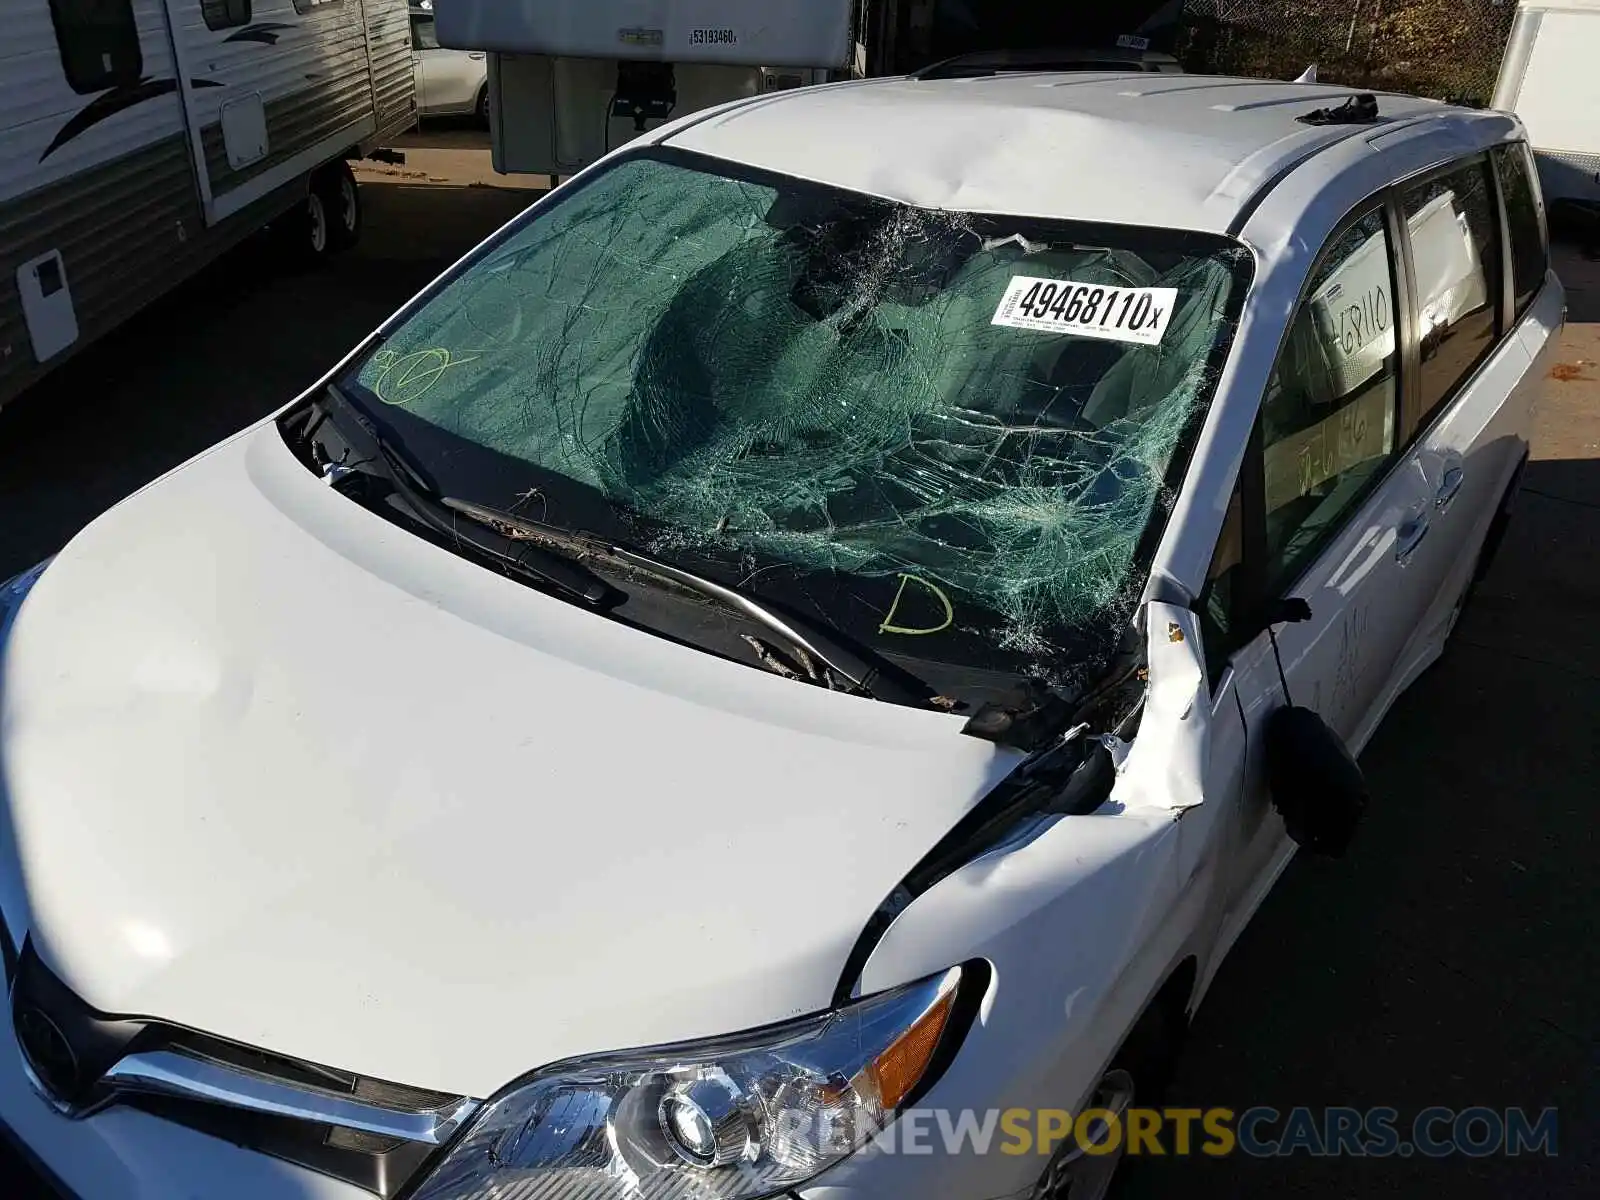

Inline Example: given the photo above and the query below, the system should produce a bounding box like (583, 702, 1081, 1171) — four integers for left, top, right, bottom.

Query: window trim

(1389, 189, 1425, 451)
(1228, 417, 1270, 674)
(1490, 141, 1551, 325)
(1521, 141, 1552, 283)
(1492, 147, 1519, 333)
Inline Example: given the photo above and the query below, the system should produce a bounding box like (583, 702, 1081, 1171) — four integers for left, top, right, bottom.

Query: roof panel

(665, 74, 1466, 233)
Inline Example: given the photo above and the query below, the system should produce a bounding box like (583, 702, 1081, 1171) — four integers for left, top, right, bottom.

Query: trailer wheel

(315, 160, 362, 253)
(302, 189, 332, 258)
(276, 184, 334, 266)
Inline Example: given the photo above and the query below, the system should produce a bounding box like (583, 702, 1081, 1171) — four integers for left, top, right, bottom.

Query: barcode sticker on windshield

(992, 277, 1179, 346)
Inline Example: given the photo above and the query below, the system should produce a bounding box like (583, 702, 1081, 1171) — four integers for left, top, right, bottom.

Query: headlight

(0, 559, 51, 639)
(413, 966, 970, 1200)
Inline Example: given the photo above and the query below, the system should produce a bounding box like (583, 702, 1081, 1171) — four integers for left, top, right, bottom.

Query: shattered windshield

(337, 151, 1250, 704)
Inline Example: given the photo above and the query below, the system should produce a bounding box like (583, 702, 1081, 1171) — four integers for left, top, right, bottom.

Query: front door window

(1261, 207, 1401, 594)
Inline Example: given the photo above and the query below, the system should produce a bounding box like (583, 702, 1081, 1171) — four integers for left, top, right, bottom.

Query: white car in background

(410, 1, 488, 122)
(0, 69, 1562, 1200)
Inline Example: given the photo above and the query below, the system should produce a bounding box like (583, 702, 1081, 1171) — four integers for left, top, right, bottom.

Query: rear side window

(1495, 144, 1549, 318)
(48, 0, 143, 95)
(1400, 161, 1501, 432)
(202, 0, 250, 31)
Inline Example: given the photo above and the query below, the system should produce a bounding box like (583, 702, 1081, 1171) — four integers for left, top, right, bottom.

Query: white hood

(0, 423, 1020, 1099)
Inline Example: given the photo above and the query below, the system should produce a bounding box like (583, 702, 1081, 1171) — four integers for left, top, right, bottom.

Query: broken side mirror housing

(1264, 705, 1368, 857)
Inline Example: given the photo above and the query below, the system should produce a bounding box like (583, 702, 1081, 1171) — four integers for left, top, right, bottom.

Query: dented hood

(0, 422, 1021, 1099)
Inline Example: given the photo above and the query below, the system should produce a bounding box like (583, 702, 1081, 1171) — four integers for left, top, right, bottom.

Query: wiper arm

(440, 498, 937, 709)
(320, 387, 622, 608)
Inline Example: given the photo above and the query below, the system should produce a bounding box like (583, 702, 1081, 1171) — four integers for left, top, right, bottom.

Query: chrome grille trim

(100, 1050, 480, 1146)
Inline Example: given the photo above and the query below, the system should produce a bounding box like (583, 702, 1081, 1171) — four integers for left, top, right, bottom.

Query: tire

(284, 187, 333, 264)
(1033, 997, 1188, 1200)
(314, 160, 362, 254)
(476, 85, 490, 127)
(1033, 1067, 1136, 1200)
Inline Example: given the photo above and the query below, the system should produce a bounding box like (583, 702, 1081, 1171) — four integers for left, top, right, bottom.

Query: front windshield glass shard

(336, 150, 1251, 705)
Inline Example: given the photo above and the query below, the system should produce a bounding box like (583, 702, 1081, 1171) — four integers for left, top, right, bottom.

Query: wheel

(1033, 1068, 1135, 1200)
(476, 85, 490, 127)
(1032, 997, 1187, 1200)
(293, 187, 332, 261)
(314, 160, 362, 254)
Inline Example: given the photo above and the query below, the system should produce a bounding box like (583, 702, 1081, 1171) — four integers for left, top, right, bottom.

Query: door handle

(1435, 465, 1465, 512)
(469, 52, 486, 60)
(1395, 516, 1430, 565)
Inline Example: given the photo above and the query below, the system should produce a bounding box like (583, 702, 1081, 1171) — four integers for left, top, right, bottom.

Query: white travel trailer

(1493, 0, 1600, 208)
(432, 0, 858, 177)
(0, 0, 417, 410)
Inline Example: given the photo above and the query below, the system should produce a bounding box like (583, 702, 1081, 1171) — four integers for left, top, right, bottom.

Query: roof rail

(911, 46, 1177, 81)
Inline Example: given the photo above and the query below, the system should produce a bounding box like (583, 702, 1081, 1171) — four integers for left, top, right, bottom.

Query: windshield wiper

(440, 498, 938, 709)
(318, 387, 622, 608)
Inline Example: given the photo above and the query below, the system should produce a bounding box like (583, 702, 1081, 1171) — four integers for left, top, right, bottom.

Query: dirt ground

(353, 123, 554, 192)
(1, 133, 1596, 1198)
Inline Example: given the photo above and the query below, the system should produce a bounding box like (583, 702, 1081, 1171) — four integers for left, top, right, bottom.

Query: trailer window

(202, 0, 249, 31)
(48, 0, 143, 95)
(1495, 144, 1548, 319)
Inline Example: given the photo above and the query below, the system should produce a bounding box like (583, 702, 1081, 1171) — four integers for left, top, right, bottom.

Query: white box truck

(432, 0, 862, 177)
(1494, 0, 1600, 211)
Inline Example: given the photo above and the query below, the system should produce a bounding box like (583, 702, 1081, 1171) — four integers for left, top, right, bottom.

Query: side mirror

(1267, 597, 1313, 625)
(1264, 705, 1368, 857)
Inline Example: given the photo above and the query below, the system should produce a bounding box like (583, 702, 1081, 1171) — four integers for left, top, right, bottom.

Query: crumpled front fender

(812, 605, 1217, 1199)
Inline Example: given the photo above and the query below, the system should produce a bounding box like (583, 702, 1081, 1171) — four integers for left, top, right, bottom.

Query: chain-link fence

(1174, 0, 1517, 106)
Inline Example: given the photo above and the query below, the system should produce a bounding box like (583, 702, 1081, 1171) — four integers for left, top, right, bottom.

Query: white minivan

(0, 71, 1562, 1200)
(410, 2, 488, 121)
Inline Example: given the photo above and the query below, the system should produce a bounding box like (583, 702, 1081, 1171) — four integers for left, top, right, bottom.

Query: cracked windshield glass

(338, 152, 1251, 709)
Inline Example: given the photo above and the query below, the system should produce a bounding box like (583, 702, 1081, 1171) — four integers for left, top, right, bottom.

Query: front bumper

(0, 1015, 368, 1200)
(0, 1009, 1047, 1200)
